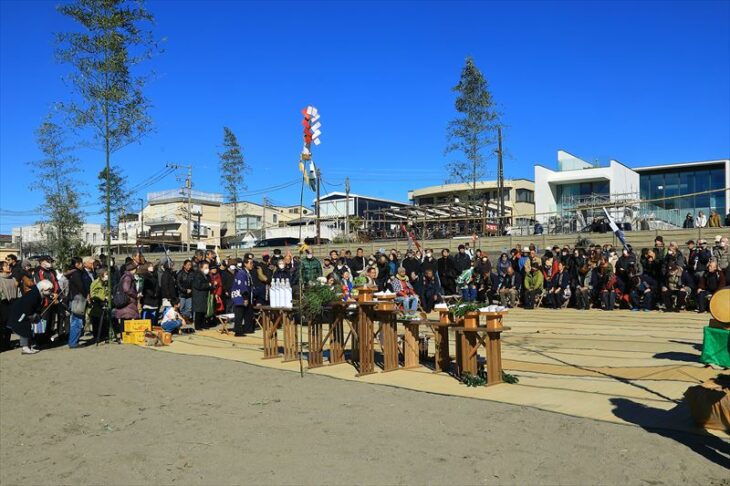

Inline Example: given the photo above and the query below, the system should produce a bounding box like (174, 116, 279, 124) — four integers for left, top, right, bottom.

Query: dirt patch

(1, 345, 728, 485)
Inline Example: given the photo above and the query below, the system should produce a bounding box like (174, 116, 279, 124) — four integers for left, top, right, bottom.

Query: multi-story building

(11, 223, 104, 258)
(534, 150, 729, 229)
(407, 179, 536, 227)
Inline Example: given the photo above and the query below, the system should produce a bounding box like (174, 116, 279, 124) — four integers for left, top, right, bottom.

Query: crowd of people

(1, 231, 728, 355)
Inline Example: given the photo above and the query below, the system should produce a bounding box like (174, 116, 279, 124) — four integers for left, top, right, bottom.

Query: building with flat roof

(314, 192, 408, 219)
(534, 150, 729, 229)
(408, 179, 536, 227)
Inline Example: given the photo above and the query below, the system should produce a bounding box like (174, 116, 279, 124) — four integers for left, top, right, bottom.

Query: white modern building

(535, 150, 730, 229)
(535, 150, 639, 219)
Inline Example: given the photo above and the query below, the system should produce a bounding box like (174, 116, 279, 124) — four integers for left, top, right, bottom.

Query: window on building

(93, 233, 96, 243)
(86, 232, 90, 241)
(516, 189, 534, 203)
(236, 215, 262, 231)
(272, 214, 278, 224)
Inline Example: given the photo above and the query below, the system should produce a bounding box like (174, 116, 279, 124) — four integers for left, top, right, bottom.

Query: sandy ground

(1, 344, 729, 486)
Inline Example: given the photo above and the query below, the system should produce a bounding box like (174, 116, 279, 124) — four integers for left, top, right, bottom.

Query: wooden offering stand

(308, 301, 351, 368)
(257, 306, 298, 362)
(355, 286, 376, 303)
(455, 310, 510, 386)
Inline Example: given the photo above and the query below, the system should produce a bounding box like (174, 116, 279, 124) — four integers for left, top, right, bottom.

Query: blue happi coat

(231, 268, 253, 306)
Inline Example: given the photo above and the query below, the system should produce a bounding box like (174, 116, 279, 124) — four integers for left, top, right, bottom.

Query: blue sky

(1, 0, 729, 232)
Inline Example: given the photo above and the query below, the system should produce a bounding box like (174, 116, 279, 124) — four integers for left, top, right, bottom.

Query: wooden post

(403, 321, 420, 369)
(380, 311, 399, 372)
(282, 310, 298, 362)
(261, 308, 280, 360)
(486, 331, 504, 386)
(356, 303, 376, 376)
(308, 318, 324, 368)
(329, 308, 346, 365)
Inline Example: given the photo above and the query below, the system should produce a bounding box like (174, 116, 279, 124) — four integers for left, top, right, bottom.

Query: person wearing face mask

(334, 257, 351, 281)
(420, 249, 438, 276)
(192, 262, 213, 330)
(7, 280, 55, 354)
(89, 269, 111, 342)
(273, 259, 294, 285)
(299, 249, 323, 287)
(437, 249, 458, 295)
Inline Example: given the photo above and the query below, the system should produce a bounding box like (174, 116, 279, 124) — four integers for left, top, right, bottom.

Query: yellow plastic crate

(122, 331, 146, 345)
(124, 319, 152, 333)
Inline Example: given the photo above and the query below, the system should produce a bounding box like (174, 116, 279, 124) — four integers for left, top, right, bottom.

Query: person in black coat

(192, 261, 212, 330)
(220, 263, 235, 313)
(158, 260, 177, 302)
(437, 249, 457, 295)
(454, 245, 472, 274)
(7, 281, 54, 354)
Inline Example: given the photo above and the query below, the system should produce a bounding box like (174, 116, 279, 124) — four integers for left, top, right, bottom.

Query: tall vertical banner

(299, 105, 321, 191)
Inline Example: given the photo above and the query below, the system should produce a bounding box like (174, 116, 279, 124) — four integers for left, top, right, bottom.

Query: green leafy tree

(29, 118, 85, 265)
(218, 127, 248, 236)
(445, 57, 501, 201)
(97, 165, 130, 229)
(56, 0, 159, 261)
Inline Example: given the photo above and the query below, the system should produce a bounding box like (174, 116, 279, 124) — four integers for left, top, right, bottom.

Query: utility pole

(315, 168, 321, 245)
(344, 176, 350, 240)
(496, 126, 504, 234)
(138, 197, 144, 240)
(262, 196, 267, 240)
(167, 163, 193, 252)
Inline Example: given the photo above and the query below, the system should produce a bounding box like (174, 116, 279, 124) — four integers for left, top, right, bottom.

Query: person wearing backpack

(114, 262, 140, 334)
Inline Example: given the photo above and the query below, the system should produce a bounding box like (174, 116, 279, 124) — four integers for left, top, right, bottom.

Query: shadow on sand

(610, 398, 730, 469)
(653, 351, 702, 363)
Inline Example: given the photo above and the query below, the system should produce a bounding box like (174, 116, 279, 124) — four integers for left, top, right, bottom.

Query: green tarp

(700, 326, 730, 368)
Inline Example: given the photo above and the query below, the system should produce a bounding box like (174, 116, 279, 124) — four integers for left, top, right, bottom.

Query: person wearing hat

(299, 249, 322, 287)
(714, 236, 729, 272)
(661, 262, 693, 312)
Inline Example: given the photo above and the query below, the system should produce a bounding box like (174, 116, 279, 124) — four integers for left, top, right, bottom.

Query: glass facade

(639, 164, 726, 225)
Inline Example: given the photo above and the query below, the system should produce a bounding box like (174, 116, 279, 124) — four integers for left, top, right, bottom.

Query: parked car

(254, 237, 300, 248)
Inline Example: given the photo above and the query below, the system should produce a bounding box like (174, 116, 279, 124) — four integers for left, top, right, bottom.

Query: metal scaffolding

(363, 200, 512, 240)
